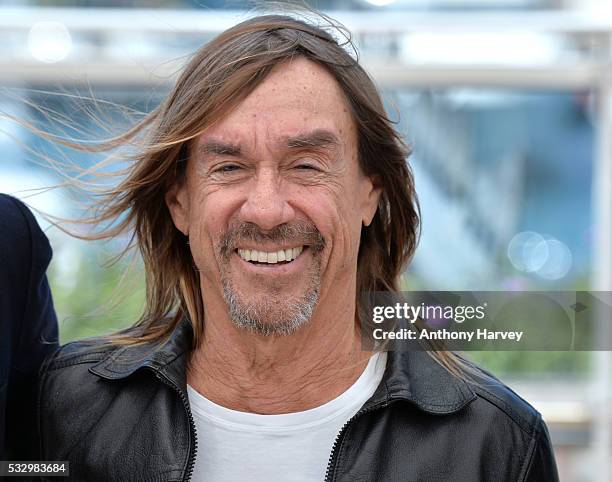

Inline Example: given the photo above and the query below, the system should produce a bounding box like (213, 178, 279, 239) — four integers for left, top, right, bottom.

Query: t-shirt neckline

(186, 351, 386, 432)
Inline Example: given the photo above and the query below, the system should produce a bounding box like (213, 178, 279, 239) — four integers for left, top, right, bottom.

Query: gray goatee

(218, 221, 325, 337)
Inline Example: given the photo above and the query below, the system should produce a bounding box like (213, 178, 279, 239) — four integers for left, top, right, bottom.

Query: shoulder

(39, 339, 121, 411)
(40, 319, 192, 396)
(0, 194, 47, 248)
(414, 351, 553, 456)
(0, 193, 52, 276)
(0, 193, 29, 223)
(437, 361, 558, 480)
(391, 350, 544, 435)
(36, 337, 191, 478)
(459, 365, 558, 479)
(38, 340, 113, 454)
(38, 340, 118, 420)
(0, 194, 57, 362)
(42, 339, 115, 372)
(38, 340, 147, 458)
(383, 350, 551, 451)
(379, 355, 559, 481)
(467, 368, 543, 436)
(0, 194, 34, 261)
(38, 326, 190, 413)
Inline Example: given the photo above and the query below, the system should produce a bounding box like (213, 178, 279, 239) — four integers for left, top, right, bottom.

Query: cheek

(187, 213, 215, 272)
(302, 184, 363, 270)
(185, 188, 236, 272)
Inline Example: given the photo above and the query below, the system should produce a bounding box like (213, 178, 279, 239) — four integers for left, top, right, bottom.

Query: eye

(214, 164, 242, 173)
(294, 164, 319, 171)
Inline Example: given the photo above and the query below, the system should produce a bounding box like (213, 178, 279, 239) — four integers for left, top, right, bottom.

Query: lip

(233, 246, 309, 276)
(235, 244, 307, 252)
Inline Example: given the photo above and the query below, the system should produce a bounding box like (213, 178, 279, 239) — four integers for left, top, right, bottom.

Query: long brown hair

(22, 12, 473, 378)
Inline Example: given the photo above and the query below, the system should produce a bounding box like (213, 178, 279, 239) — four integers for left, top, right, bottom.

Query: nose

(239, 168, 295, 230)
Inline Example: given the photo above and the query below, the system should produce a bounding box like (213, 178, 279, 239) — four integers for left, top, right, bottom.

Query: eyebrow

(197, 129, 342, 158)
(197, 141, 241, 157)
(284, 129, 342, 151)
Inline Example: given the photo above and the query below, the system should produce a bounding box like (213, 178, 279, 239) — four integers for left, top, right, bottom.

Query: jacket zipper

(324, 400, 392, 482)
(154, 371, 198, 482)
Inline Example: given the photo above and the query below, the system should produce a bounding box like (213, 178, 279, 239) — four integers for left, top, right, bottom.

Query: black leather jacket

(38, 319, 559, 481)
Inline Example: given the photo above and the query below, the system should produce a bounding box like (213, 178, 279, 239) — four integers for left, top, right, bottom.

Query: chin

(222, 280, 319, 337)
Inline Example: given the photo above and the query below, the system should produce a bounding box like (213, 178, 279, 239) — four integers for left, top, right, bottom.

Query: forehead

(196, 57, 357, 150)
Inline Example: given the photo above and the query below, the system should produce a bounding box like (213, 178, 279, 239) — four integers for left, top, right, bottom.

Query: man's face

(167, 57, 380, 336)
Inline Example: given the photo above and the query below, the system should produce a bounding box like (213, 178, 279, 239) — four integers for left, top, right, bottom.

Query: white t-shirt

(186, 351, 387, 482)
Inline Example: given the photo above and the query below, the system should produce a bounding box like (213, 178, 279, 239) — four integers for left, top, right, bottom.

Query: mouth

(236, 246, 305, 266)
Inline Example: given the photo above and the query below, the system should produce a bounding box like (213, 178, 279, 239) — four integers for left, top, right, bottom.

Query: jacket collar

(367, 349, 476, 414)
(89, 318, 193, 386)
(90, 317, 476, 415)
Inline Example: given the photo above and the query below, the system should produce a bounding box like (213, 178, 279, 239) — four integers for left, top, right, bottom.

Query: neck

(187, 287, 370, 414)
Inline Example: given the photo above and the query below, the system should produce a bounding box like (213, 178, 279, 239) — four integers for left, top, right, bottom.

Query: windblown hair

(25, 13, 472, 378)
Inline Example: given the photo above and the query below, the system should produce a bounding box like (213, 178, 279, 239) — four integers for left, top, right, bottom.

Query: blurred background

(0, 0, 611, 480)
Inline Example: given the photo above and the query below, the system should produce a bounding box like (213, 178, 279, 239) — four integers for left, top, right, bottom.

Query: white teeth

(237, 246, 305, 264)
(238, 249, 247, 261)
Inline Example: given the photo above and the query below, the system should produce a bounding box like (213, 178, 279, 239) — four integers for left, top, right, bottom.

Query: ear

(360, 174, 382, 227)
(165, 178, 190, 236)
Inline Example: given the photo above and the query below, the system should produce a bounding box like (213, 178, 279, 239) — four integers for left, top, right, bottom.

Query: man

(37, 14, 559, 481)
(0, 194, 58, 459)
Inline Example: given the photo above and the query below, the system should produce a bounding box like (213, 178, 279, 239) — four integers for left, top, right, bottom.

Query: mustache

(219, 221, 325, 258)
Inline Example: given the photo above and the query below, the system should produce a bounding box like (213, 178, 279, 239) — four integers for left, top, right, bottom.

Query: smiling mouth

(236, 246, 305, 265)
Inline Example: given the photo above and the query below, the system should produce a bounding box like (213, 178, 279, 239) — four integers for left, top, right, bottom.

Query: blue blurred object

(0, 193, 59, 459)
